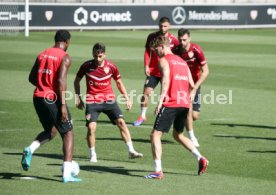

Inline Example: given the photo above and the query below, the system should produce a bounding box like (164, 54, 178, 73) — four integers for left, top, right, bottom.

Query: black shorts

(85, 101, 123, 126)
(144, 76, 161, 89)
(33, 97, 73, 134)
(193, 87, 201, 112)
(154, 106, 189, 133)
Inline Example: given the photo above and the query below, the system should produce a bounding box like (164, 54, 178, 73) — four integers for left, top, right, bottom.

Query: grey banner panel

(1, 4, 276, 29)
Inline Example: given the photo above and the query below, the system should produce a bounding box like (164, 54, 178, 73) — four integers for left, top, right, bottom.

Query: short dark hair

(159, 16, 170, 24)
(178, 28, 190, 37)
(93, 42, 106, 53)
(54, 30, 71, 42)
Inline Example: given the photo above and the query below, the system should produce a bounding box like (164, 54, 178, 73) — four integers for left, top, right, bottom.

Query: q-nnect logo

(74, 7, 132, 25)
(74, 7, 88, 25)
(172, 7, 186, 25)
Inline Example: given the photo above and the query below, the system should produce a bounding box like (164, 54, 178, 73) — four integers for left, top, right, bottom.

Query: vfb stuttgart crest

(45, 11, 53, 21)
(151, 10, 159, 21)
(188, 51, 194, 58)
(250, 10, 258, 20)
(104, 67, 110, 74)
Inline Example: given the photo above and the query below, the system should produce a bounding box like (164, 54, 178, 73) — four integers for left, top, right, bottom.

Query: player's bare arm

(156, 58, 170, 115)
(116, 79, 132, 111)
(188, 68, 196, 101)
(144, 48, 151, 76)
(58, 54, 71, 122)
(74, 76, 85, 110)
(28, 58, 39, 86)
(194, 63, 209, 90)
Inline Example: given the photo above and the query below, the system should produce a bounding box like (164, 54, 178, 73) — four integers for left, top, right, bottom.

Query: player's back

(163, 54, 190, 108)
(34, 47, 67, 100)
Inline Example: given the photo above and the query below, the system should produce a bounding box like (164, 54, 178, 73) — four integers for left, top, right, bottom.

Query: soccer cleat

(191, 138, 200, 148)
(90, 155, 97, 163)
(144, 171, 164, 179)
(62, 176, 82, 183)
(133, 116, 146, 126)
(198, 157, 209, 176)
(21, 147, 32, 171)
(129, 151, 143, 159)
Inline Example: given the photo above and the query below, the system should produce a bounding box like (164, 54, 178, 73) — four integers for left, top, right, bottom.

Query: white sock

(29, 141, 40, 154)
(191, 147, 202, 161)
(126, 141, 135, 153)
(90, 147, 96, 156)
(63, 161, 72, 178)
(154, 160, 162, 172)
(188, 130, 196, 140)
(141, 107, 147, 118)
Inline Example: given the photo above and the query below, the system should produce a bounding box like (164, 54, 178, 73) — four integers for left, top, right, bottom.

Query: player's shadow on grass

(213, 134, 276, 141)
(211, 123, 276, 130)
(0, 172, 60, 182)
(247, 150, 276, 154)
(3, 152, 64, 160)
(80, 165, 192, 177)
(74, 119, 153, 127)
(96, 137, 175, 144)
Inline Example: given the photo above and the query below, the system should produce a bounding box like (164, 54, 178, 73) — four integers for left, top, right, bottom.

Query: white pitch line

(0, 129, 25, 132)
(201, 118, 235, 121)
(0, 111, 7, 114)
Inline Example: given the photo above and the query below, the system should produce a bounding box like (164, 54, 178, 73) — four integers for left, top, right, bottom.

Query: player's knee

(116, 118, 126, 128)
(173, 131, 181, 141)
(193, 112, 199, 121)
(192, 114, 199, 121)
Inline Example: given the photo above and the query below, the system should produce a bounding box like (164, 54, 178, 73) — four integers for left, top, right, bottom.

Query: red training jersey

(162, 54, 190, 108)
(172, 43, 206, 82)
(145, 31, 179, 77)
(33, 47, 67, 100)
(76, 59, 121, 103)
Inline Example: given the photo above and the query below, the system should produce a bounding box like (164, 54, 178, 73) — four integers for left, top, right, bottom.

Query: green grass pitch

(0, 29, 276, 195)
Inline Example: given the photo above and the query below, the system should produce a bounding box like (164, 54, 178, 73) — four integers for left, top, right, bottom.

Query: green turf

(0, 29, 276, 194)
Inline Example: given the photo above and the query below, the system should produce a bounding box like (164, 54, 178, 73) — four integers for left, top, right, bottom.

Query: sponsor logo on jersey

(175, 74, 188, 81)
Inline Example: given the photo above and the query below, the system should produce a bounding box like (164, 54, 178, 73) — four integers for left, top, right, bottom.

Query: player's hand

(126, 99, 132, 111)
(61, 104, 68, 123)
(190, 88, 197, 102)
(155, 103, 162, 115)
(76, 96, 85, 110)
(144, 66, 150, 76)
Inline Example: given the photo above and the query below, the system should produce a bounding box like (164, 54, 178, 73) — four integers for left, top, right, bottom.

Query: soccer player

(172, 28, 209, 147)
(74, 42, 143, 162)
(133, 16, 179, 126)
(21, 30, 81, 183)
(144, 36, 208, 179)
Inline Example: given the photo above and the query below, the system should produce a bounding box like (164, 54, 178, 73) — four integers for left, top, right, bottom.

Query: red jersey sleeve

(112, 65, 121, 81)
(195, 45, 207, 66)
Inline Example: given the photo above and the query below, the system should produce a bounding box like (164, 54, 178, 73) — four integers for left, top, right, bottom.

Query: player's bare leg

(133, 87, 153, 126)
(172, 129, 208, 175)
(115, 118, 143, 158)
(186, 104, 200, 147)
(87, 122, 97, 162)
(21, 126, 57, 171)
(145, 130, 164, 179)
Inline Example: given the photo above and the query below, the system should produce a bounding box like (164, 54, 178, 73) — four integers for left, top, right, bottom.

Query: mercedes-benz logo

(172, 7, 186, 25)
